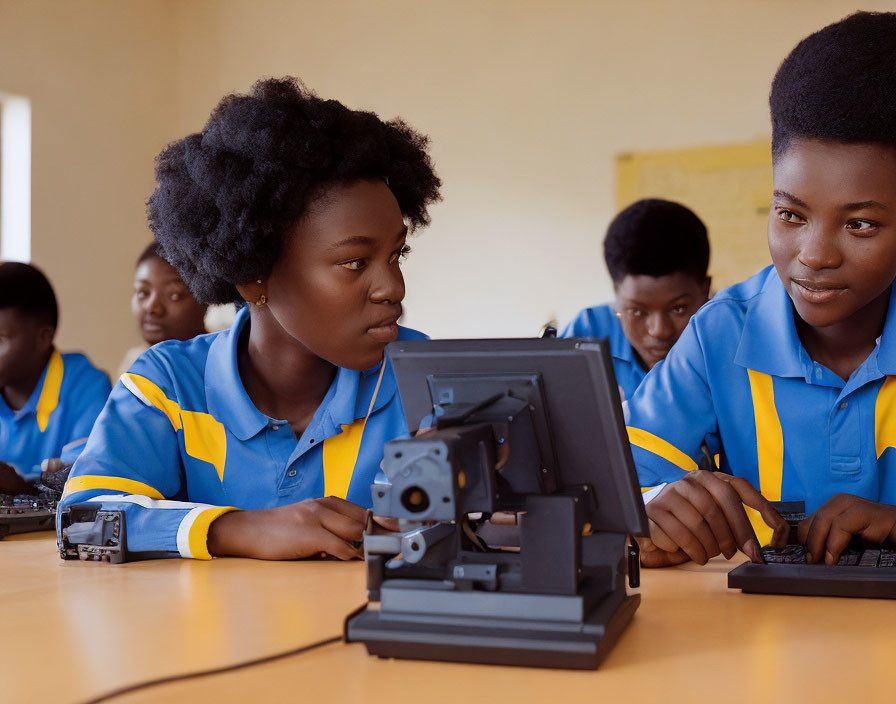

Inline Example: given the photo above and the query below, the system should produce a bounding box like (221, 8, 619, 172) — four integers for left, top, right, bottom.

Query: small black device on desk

(345, 337, 648, 669)
(728, 501, 896, 599)
(0, 492, 57, 538)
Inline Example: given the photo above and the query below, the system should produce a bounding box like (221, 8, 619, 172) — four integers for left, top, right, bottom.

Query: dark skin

(640, 138, 896, 567)
(614, 272, 711, 370)
(0, 309, 55, 494)
(132, 256, 207, 345)
(208, 179, 410, 560)
(770, 138, 896, 563)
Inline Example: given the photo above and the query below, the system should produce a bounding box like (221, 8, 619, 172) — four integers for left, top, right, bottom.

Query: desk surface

(3, 533, 894, 704)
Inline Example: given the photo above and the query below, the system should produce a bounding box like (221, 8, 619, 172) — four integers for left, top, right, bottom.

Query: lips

(366, 311, 401, 344)
(791, 278, 847, 304)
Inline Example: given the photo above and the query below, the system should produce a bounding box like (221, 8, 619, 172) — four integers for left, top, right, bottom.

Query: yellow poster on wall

(616, 139, 772, 290)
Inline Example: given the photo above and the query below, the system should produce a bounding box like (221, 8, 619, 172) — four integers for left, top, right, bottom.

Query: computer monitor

(386, 336, 648, 536)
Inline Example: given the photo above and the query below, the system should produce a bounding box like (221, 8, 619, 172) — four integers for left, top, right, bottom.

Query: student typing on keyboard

(626, 12, 896, 569)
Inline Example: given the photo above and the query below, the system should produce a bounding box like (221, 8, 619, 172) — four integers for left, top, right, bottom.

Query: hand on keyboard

(640, 470, 789, 567)
(797, 493, 896, 565)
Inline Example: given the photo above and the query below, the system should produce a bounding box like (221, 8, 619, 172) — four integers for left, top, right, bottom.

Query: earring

(255, 294, 267, 306)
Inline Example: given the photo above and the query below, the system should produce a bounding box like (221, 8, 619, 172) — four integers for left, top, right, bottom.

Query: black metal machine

(345, 338, 648, 669)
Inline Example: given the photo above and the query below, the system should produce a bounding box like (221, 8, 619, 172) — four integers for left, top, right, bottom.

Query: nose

(142, 291, 165, 316)
(798, 225, 842, 271)
(646, 311, 674, 341)
(370, 262, 406, 305)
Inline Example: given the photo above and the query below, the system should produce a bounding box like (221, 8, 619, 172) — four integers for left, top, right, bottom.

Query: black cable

(77, 633, 343, 704)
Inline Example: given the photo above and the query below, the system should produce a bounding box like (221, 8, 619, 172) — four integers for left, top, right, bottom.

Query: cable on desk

(77, 633, 343, 704)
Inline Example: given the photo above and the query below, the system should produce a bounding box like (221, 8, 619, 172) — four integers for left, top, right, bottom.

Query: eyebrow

(328, 226, 408, 251)
(773, 190, 888, 212)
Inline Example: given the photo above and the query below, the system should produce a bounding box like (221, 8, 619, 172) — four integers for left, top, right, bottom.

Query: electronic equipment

(346, 338, 649, 669)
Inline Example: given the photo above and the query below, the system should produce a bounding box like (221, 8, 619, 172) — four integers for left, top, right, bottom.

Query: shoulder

(59, 352, 112, 393)
(688, 266, 775, 333)
(123, 332, 219, 395)
(397, 325, 428, 341)
(562, 304, 617, 338)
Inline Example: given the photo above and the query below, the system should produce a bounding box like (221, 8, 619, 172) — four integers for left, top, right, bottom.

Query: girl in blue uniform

(628, 12, 896, 568)
(59, 77, 441, 561)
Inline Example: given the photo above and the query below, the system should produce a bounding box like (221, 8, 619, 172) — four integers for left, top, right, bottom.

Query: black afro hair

(770, 11, 896, 160)
(0, 261, 58, 329)
(147, 77, 441, 304)
(604, 199, 709, 283)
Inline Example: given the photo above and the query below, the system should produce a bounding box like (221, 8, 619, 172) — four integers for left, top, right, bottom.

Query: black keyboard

(0, 492, 58, 539)
(728, 501, 896, 599)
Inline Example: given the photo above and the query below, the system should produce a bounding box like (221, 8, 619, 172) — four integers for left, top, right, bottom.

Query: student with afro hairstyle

(0, 262, 111, 493)
(59, 77, 440, 561)
(561, 199, 711, 402)
(627, 12, 896, 568)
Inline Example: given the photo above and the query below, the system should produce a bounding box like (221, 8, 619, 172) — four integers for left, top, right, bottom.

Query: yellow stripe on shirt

(322, 417, 367, 499)
(874, 376, 896, 458)
(746, 369, 784, 502)
(121, 373, 227, 481)
(63, 474, 164, 499)
(35, 349, 63, 432)
(626, 427, 698, 472)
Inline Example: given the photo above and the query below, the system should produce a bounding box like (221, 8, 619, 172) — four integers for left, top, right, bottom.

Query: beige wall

(0, 0, 177, 372)
(4, 0, 896, 370)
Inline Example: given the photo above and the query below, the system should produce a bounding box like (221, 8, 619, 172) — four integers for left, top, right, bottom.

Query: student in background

(561, 199, 711, 401)
(118, 243, 208, 376)
(628, 12, 896, 568)
(59, 77, 441, 561)
(0, 262, 111, 493)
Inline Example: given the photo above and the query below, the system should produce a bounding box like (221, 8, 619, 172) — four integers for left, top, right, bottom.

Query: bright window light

(0, 92, 32, 262)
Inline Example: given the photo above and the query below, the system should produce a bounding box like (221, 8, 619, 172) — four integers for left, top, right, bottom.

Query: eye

(777, 209, 805, 224)
(846, 219, 877, 235)
(340, 259, 367, 271)
(391, 245, 412, 265)
(169, 291, 182, 302)
(630, 309, 645, 318)
(134, 290, 149, 299)
(671, 305, 687, 315)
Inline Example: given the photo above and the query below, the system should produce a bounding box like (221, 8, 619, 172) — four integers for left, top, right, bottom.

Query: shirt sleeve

(57, 355, 236, 561)
(626, 319, 719, 487)
(58, 366, 113, 465)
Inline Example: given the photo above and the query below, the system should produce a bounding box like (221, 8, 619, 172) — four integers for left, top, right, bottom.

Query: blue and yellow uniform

(561, 304, 646, 401)
(0, 350, 111, 481)
(627, 265, 896, 515)
(59, 306, 426, 560)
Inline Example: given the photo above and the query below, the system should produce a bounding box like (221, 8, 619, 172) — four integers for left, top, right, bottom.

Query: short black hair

(148, 77, 442, 304)
(136, 242, 162, 267)
(604, 199, 709, 282)
(0, 261, 58, 329)
(770, 11, 896, 160)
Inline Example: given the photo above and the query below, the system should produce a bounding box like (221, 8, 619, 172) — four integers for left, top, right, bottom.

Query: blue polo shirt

(59, 306, 426, 560)
(561, 304, 646, 401)
(627, 265, 896, 516)
(0, 350, 111, 481)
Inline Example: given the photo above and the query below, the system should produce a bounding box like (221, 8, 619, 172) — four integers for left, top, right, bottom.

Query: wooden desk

(4, 533, 894, 704)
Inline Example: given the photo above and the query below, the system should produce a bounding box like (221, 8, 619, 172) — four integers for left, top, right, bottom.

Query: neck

(795, 287, 891, 381)
(237, 306, 336, 433)
(0, 348, 54, 411)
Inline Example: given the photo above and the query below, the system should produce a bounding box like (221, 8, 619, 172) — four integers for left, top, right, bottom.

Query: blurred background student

(118, 243, 210, 376)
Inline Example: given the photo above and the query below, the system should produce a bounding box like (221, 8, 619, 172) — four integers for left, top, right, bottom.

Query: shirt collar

(606, 309, 642, 369)
(0, 349, 61, 422)
(734, 268, 807, 377)
(735, 268, 896, 379)
(874, 284, 896, 375)
(205, 306, 398, 440)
